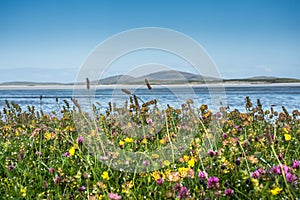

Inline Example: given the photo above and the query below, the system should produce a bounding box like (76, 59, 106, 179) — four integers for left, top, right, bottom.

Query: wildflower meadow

(0, 82, 299, 199)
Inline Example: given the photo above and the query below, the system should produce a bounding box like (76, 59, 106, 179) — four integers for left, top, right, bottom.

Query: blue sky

(0, 0, 300, 82)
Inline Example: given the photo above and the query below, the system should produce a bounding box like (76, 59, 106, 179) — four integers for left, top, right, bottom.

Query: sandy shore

(0, 82, 300, 90)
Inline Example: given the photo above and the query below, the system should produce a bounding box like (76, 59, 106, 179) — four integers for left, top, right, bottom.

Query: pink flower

(271, 164, 290, 175)
(224, 188, 234, 196)
(174, 183, 181, 192)
(156, 177, 164, 186)
(65, 152, 70, 157)
(250, 168, 265, 179)
(198, 171, 208, 180)
(48, 168, 55, 173)
(251, 171, 260, 179)
(77, 136, 84, 144)
(78, 186, 85, 192)
(207, 176, 219, 189)
(53, 175, 60, 184)
(293, 160, 300, 169)
(108, 193, 122, 200)
(286, 173, 298, 184)
(178, 186, 190, 199)
(208, 150, 217, 157)
(146, 118, 153, 124)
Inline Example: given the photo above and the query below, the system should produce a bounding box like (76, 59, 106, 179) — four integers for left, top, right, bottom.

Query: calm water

(0, 86, 299, 114)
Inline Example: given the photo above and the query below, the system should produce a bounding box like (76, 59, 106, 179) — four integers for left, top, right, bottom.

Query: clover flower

(48, 168, 55, 173)
(64, 151, 70, 157)
(53, 175, 60, 184)
(77, 136, 84, 144)
(177, 186, 190, 199)
(198, 171, 208, 180)
(208, 150, 217, 157)
(156, 177, 164, 186)
(78, 186, 85, 192)
(271, 164, 289, 175)
(293, 160, 300, 169)
(108, 193, 122, 200)
(224, 188, 234, 197)
(207, 176, 219, 189)
(286, 173, 297, 184)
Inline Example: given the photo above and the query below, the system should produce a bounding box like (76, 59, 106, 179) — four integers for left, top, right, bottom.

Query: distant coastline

(1, 70, 300, 90)
(1, 82, 300, 90)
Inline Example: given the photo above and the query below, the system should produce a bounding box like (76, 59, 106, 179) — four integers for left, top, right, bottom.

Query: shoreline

(0, 82, 300, 90)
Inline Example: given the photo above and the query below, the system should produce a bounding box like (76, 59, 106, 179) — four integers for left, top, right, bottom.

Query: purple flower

(235, 125, 242, 132)
(53, 175, 60, 184)
(65, 151, 70, 157)
(108, 193, 122, 200)
(208, 150, 217, 157)
(222, 133, 228, 139)
(277, 153, 283, 161)
(257, 168, 266, 174)
(146, 118, 153, 125)
(251, 170, 260, 179)
(207, 176, 219, 189)
(77, 136, 84, 144)
(48, 168, 55, 173)
(235, 158, 241, 166)
(271, 164, 290, 175)
(286, 173, 297, 184)
(174, 183, 181, 192)
(143, 160, 150, 166)
(198, 171, 208, 180)
(8, 165, 15, 171)
(250, 168, 265, 179)
(293, 160, 300, 169)
(78, 186, 85, 192)
(35, 151, 42, 156)
(177, 186, 190, 199)
(156, 177, 164, 186)
(224, 188, 234, 196)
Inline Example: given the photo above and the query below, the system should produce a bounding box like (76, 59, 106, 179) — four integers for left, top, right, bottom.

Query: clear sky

(0, 0, 300, 82)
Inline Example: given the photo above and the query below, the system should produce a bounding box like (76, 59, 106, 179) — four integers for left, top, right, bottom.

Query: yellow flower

(125, 137, 133, 143)
(282, 127, 288, 134)
(20, 186, 26, 197)
(270, 187, 282, 195)
(69, 146, 76, 156)
(163, 160, 170, 167)
(119, 140, 125, 146)
(159, 139, 165, 145)
(183, 155, 189, 162)
(188, 158, 195, 168)
(101, 171, 110, 181)
(284, 134, 291, 141)
(45, 132, 51, 140)
(178, 167, 189, 178)
(151, 171, 161, 180)
(251, 178, 259, 187)
(141, 138, 148, 144)
(73, 143, 78, 149)
(151, 154, 159, 159)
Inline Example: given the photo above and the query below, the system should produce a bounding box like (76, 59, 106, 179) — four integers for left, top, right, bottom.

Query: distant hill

(1, 70, 300, 85)
(225, 76, 300, 83)
(96, 75, 134, 85)
(96, 70, 221, 85)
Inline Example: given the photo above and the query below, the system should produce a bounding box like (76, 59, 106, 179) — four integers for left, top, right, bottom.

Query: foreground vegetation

(0, 89, 299, 199)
